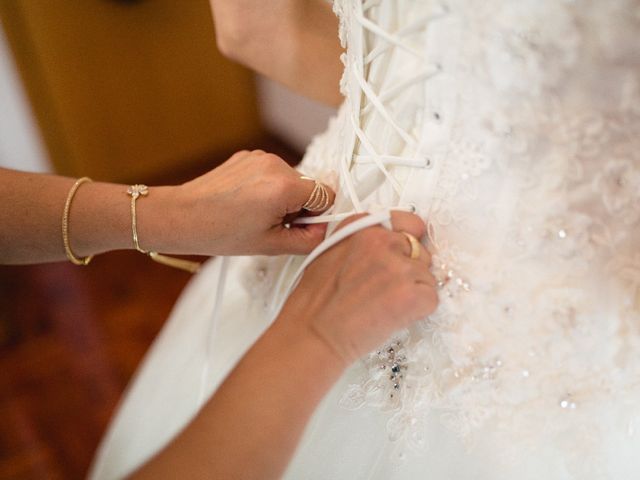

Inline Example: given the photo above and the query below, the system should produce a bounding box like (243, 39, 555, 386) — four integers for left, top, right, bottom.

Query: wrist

(135, 185, 184, 254)
(269, 310, 349, 381)
(70, 181, 133, 256)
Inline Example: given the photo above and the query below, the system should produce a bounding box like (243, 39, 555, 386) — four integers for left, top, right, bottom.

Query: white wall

(0, 22, 50, 173)
(257, 76, 336, 153)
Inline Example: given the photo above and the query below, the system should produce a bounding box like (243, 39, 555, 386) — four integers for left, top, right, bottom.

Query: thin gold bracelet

(62, 177, 94, 266)
(127, 184, 201, 274)
(127, 184, 150, 254)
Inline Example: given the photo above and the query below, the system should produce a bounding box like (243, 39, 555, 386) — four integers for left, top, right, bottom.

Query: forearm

(131, 317, 345, 480)
(210, 0, 343, 106)
(1, 151, 338, 264)
(0, 168, 172, 264)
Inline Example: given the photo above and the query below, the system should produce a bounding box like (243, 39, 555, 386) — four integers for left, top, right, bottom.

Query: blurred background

(0, 1, 335, 478)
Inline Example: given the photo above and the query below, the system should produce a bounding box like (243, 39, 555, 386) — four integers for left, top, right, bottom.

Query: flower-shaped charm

(127, 184, 149, 199)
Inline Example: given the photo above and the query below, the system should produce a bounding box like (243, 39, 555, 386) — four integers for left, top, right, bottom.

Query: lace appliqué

(332, 0, 640, 475)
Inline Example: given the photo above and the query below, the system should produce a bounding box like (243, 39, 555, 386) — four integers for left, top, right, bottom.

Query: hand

(144, 150, 336, 256)
(277, 211, 438, 366)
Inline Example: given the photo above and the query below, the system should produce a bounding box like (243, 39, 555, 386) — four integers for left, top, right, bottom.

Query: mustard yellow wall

(0, 0, 262, 182)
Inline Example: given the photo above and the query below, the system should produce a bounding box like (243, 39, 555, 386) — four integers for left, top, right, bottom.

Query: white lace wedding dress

(90, 1, 640, 479)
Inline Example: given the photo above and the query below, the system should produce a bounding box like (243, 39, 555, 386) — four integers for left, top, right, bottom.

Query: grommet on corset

(424, 157, 433, 169)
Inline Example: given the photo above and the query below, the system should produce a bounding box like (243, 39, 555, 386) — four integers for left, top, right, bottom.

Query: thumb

(272, 223, 328, 255)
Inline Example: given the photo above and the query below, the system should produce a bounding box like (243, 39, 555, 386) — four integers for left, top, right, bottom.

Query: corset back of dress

(276, 0, 640, 474)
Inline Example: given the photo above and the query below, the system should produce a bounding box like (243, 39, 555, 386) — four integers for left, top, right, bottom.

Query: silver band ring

(301, 176, 330, 212)
(401, 231, 421, 260)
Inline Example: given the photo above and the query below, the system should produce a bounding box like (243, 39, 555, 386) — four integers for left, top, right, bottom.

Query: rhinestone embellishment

(376, 340, 408, 398)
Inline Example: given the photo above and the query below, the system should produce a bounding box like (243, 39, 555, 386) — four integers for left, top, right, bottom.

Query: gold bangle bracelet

(126, 184, 201, 274)
(62, 177, 94, 266)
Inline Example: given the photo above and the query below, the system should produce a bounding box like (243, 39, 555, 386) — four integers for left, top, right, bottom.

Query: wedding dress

(90, 1, 640, 479)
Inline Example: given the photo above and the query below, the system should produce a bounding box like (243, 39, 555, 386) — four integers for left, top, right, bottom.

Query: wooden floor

(0, 252, 191, 480)
(0, 138, 299, 479)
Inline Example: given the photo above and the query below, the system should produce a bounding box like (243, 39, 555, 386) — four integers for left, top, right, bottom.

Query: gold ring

(301, 176, 330, 212)
(401, 231, 421, 260)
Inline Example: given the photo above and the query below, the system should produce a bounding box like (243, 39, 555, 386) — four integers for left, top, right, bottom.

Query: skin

(131, 211, 437, 480)
(0, 150, 335, 264)
(5, 3, 440, 476)
(209, 0, 344, 106)
(2, 153, 437, 479)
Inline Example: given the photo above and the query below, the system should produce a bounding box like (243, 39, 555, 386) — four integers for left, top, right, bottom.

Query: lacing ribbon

(338, 1, 445, 211)
(293, 205, 414, 225)
(197, 2, 447, 407)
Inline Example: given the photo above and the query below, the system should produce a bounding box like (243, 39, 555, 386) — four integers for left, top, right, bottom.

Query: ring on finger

(401, 231, 421, 260)
(301, 176, 330, 212)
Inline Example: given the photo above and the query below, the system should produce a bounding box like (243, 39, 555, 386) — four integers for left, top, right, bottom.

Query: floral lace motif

(329, 1, 640, 477)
